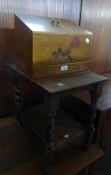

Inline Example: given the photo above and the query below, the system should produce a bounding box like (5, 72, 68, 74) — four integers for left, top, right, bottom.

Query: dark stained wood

(23, 104, 85, 152)
(72, 73, 111, 112)
(81, 0, 111, 73)
(36, 72, 107, 94)
(7, 64, 108, 157)
(0, 0, 81, 117)
(0, 116, 104, 175)
(7, 65, 108, 94)
(70, 73, 111, 150)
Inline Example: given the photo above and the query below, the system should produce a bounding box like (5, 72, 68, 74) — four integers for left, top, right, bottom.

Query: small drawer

(33, 61, 89, 79)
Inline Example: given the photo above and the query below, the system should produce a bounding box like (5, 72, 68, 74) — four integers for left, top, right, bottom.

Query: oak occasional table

(7, 64, 108, 175)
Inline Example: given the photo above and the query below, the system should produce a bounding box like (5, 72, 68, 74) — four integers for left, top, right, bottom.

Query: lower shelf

(23, 103, 85, 151)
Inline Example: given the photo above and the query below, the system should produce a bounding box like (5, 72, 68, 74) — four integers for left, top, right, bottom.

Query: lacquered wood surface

(0, 0, 81, 116)
(81, 0, 111, 73)
(15, 14, 92, 79)
(15, 14, 92, 35)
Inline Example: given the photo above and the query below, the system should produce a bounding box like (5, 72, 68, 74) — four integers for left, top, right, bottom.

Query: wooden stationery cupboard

(14, 14, 93, 79)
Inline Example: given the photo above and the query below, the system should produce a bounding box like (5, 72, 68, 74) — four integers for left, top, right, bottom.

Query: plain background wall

(81, 0, 111, 73)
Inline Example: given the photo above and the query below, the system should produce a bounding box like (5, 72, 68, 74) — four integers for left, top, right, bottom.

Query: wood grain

(0, 0, 81, 116)
(81, 0, 111, 73)
(70, 72, 111, 150)
(14, 14, 92, 79)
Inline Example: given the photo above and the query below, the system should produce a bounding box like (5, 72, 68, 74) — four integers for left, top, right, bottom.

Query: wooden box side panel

(14, 15, 33, 77)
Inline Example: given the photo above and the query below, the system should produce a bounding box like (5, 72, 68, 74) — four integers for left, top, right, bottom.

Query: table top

(7, 64, 108, 95)
(37, 72, 108, 94)
(72, 73, 111, 112)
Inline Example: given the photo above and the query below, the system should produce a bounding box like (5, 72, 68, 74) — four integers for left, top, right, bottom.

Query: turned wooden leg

(13, 76, 22, 126)
(46, 95, 60, 154)
(85, 84, 101, 148)
(42, 95, 60, 175)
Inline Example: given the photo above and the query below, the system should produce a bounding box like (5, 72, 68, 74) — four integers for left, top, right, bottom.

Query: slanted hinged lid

(15, 14, 93, 35)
